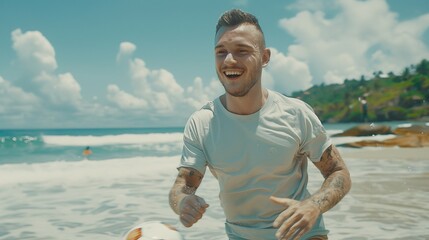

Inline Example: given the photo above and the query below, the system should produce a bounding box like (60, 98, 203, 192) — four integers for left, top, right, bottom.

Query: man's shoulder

(184, 100, 218, 138)
(268, 90, 321, 124)
(270, 90, 311, 110)
(186, 100, 217, 127)
(192, 100, 215, 117)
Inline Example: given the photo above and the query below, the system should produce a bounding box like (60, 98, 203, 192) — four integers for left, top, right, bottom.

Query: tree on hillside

(359, 75, 366, 85)
(416, 59, 429, 75)
(411, 76, 423, 91)
(373, 80, 381, 90)
(291, 59, 429, 123)
(373, 71, 383, 78)
(402, 67, 411, 79)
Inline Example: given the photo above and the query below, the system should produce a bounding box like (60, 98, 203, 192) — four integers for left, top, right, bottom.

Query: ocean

(0, 127, 184, 165)
(0, 123, 428, 240)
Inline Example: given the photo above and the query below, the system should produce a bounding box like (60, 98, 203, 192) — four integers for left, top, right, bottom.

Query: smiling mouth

(224, 70, 243, 79)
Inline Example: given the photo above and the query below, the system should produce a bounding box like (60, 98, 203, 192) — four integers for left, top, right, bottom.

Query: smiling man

(169, 9, 351, 240)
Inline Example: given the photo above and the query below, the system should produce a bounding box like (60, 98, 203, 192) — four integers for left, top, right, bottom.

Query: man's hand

(179, 195, 209, 227)
(270, 196, 321, 240)
(169, 167, 208, 227)
(270, 145, 351, 239)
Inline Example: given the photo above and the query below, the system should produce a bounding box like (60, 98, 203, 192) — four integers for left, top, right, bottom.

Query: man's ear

(262, 48, 271, 67)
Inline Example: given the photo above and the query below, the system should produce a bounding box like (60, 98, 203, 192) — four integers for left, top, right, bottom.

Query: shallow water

(189, 153, 429, 240)
(310, 156, 429, 240)
(2, 154, 424, 239)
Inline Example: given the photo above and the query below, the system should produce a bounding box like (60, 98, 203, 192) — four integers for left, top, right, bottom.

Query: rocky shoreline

(336, 124, 429, 148)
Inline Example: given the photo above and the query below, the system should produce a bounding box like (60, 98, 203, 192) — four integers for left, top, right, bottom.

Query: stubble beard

(218, 73, 260, 98)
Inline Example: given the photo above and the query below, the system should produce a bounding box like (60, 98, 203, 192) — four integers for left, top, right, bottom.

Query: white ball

(123, 221, 184, 240)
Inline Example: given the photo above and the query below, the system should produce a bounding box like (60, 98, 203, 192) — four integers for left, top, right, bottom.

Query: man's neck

(221, 88, 268, 115)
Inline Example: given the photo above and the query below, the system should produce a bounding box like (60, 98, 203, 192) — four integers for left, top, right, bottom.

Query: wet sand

(340, 146, 429, 160)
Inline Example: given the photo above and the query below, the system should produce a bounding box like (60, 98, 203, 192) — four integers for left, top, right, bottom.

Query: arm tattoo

(169, 168, 204, 214)
(189, 170, 203, 180)
(325, 145, 333, 159)
(310, 145, 351, 213)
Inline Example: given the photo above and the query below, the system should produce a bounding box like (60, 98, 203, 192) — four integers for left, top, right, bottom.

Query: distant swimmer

(82, 146, 92, 159)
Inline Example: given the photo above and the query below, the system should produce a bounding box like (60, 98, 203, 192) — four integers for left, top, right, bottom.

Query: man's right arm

(169, 167, 209, 227)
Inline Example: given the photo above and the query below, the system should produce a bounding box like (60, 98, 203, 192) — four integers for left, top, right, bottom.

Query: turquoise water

(0, 127, 187, 239)
(0, 127, 184, 165)
(0, 122, 409, 165)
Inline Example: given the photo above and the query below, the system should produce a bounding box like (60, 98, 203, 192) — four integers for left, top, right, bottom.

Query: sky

(1, 0, 429, 129)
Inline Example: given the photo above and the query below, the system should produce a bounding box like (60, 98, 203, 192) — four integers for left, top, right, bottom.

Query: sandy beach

(322, 146, 429, 240)
(340, 146, 429, 160)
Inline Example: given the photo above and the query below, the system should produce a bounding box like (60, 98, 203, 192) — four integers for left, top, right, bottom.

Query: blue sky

(1, 0, 428, 129)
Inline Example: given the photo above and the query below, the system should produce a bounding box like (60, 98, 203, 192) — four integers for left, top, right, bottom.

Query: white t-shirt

(180, 90, 331, 239)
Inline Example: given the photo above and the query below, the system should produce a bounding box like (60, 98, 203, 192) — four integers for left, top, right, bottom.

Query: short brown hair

(216, 9, 264, 35)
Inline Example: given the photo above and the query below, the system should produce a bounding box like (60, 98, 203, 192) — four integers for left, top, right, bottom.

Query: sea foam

(0, 156, 180, 186)
(42, 133, 183, 146)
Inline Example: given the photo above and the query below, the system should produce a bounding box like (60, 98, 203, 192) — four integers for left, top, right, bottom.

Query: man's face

(214, 24, 270, 97)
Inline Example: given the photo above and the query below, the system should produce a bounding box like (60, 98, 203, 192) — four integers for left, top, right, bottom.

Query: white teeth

(224, 71, 242, 76)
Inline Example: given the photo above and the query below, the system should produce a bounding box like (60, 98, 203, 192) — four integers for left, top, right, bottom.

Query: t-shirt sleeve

(179, 115, 207, 175)
(298, 102, 332, 162)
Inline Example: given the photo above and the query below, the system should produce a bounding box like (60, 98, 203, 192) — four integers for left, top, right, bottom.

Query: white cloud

(129, 58, 185, 98)
(108, 44, 223, 117)
(4, 31, 223, 128)
(185, 77, 222, 109)
(116, 42, 136, 62)
(107, 84, 148, 110)
(11, 29, 57, 75)
(0, 75, 45, 128)
(0, 76, 40, 114)
(127, 58, 182, 112)
(149, 69, 184, 97)
(129, 58, 151, 95)
(11, 29, 83, 110)
(33, 72, 82, 108)
(280, 0, 429, 85)
(0, 29, 88, 128)
(263, 48, 313, 94)
(125, 43, 225, 117)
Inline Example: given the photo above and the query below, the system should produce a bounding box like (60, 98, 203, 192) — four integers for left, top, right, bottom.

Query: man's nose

(224, 53, 236, 64)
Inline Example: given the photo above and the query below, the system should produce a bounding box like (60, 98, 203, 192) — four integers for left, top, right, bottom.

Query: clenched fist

(178, 195, 209, 227)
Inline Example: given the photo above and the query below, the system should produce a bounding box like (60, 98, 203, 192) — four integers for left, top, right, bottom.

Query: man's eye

(216, 51, 227, 56)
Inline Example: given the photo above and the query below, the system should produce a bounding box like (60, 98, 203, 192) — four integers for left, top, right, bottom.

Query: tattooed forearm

(169, 167, 204, 214)
(188, 169, 203, 181)
(310, 145, 351, 213)
(318, 145, 344, 178)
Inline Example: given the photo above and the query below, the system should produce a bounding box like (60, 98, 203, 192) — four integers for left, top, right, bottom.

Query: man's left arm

(271, 144, 351, 240)
(309, 144, 352, 212)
